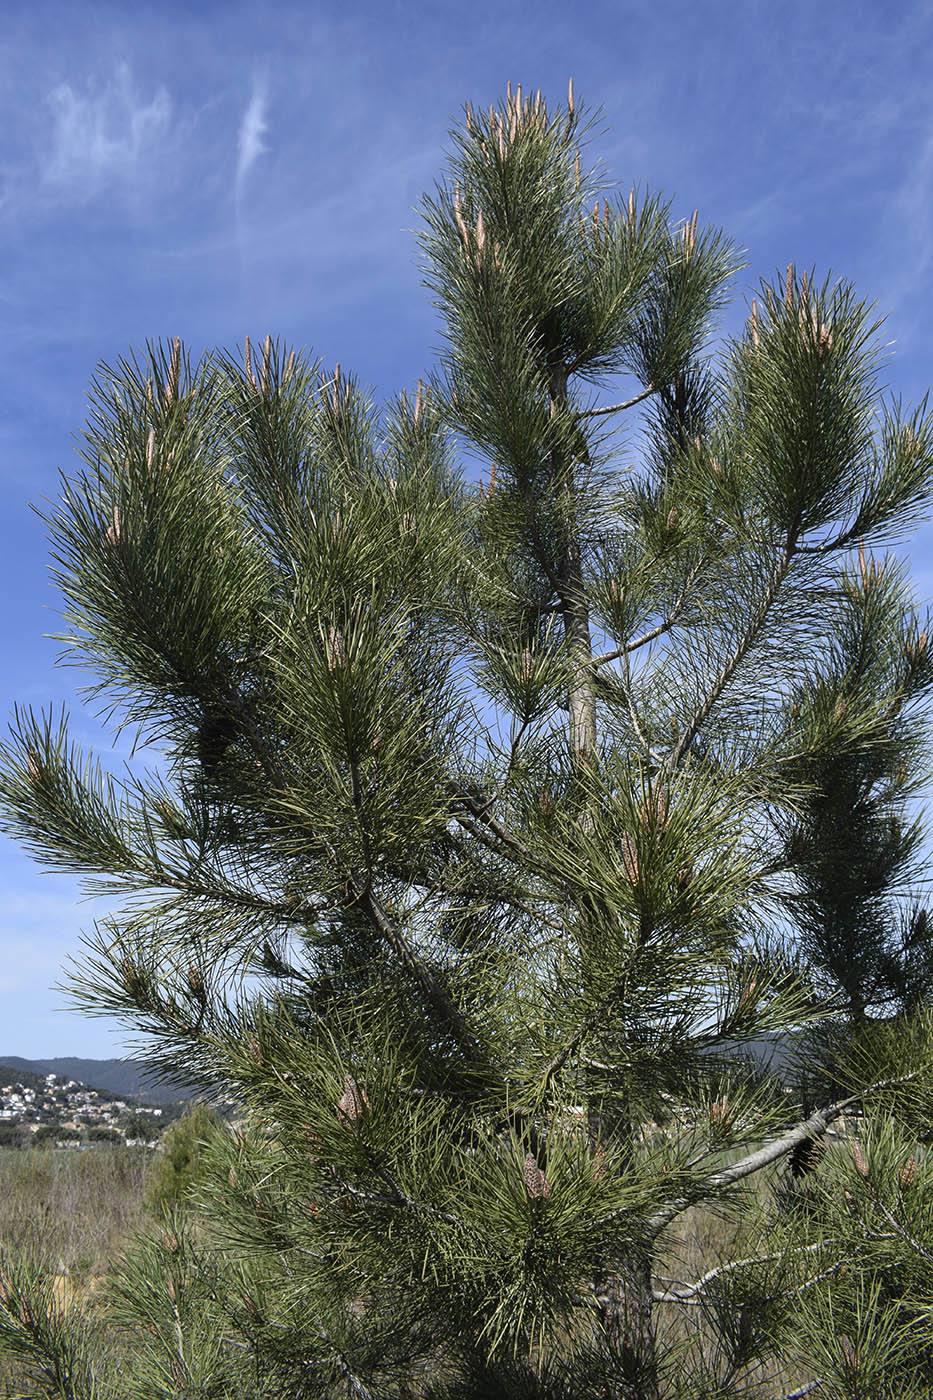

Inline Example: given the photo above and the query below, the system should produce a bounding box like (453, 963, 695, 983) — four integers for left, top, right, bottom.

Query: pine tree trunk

(546, 360, 659, 1395)
(548, 362, 597, 766)
(597, 1256, 659, 1400)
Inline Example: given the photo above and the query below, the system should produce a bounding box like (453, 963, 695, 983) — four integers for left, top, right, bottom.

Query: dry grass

(0, 1147, 149, 1282)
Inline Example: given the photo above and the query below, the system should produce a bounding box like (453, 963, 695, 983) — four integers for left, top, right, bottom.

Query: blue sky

(2, 0, 933, 1057)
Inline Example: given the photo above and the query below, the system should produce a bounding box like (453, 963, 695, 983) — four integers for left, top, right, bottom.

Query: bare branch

(579, 385, 656, 418)
(652, 1238, 843, 1303)
(594, 558, 705, 668)
(638, 1071, 920, 1237)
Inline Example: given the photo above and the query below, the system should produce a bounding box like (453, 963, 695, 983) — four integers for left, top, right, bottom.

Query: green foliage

(0, 1247, 99, 1400)
(144, 1103, 223, 1216)
(119, 1111, 160, 1143)
(32, 1126, 77, 1149)
(1, 84, 933, 1397)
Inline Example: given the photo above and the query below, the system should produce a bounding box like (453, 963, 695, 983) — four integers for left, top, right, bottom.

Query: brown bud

(146, 427, 155, 471)
(683, 210, 697, 258)
(244, 335, 257, 391)
(475, 209, 486, 260)
(538, 788, 554, 817)
(851, 1139, 869, 1178)
(284, 349, 296, 383)
(709, 1097, 730, 1130)
(454, 185, 469, 246)
(337, 1074, 369, 1125)
(228, 1167, 237, 1189)
(832, 695, 848, 723)
(114, 482, 145, 542)
(749, 298, 759, 351)
(677, 861, 694, 890)
(736, 977, 758, 1018)
(567, 76, 574, 115)
(838, 1333, 858, 1371)
(620, 833, 639, 883)
(785, 262, 795, 308)
(524, 1151, 551, 1199)
(487, 462, 497, 496)
(326, 626, 348, 673)
(261, 334, 272, 397)
(186, 965, 204, 998)
(907, 629, 928, 666)
(666, 506, 679, 532)
(166, 336, 181, 405)
(648, 783, 668, 826)
(520, 649, 535, 684)
(163, 1230, 179, 1253)
(900, 1156, 918, 1189)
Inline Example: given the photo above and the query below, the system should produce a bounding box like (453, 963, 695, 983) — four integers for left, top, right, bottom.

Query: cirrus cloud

(43, 62, 173, 198)
(236, 80, 269, 197)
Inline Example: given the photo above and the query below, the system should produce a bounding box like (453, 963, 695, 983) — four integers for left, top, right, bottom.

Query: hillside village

(0, 1066, 170, 1147)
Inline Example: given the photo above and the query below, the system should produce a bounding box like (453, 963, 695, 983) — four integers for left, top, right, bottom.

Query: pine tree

(2, 83, 933, 1399)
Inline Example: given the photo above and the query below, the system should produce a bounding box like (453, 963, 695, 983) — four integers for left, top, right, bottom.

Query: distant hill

(0, 1062, 49, 1095)
(0, 1056, 205, 1104)
(1, 1038, 797, 1106)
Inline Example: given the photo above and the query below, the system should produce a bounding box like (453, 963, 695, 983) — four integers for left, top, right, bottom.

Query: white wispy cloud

(236, 82, 269, 195)
(43, 63, 173, 197)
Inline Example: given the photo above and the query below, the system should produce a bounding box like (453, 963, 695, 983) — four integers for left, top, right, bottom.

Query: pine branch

(667, 538, 796, 770)
(578, 384, 657, 418)
(349, 879, 486, 1062)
